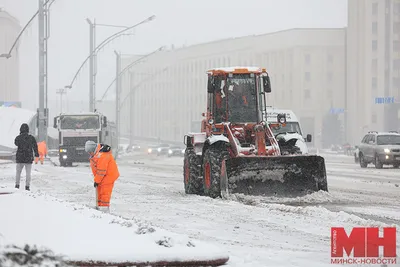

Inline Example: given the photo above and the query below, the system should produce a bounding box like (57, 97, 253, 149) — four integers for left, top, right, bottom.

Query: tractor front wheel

(183, 149, 202, 195)
(202, 145, 229, 198)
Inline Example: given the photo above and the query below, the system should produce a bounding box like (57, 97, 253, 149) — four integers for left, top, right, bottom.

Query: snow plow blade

(224, 155, 327, 197)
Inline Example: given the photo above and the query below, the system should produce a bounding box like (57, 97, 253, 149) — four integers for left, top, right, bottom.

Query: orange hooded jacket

(38, 141, 47, 156)
(90, 143, 120, 185)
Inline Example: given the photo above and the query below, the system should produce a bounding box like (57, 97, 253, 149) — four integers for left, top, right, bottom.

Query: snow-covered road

(1, 153, 399, 266)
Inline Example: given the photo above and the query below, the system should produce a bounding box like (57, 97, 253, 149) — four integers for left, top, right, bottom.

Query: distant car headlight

(168, 149, 172, 154)
(148, 148, 152, 153)
(384, 148, 391, 153)
(158, 148, 161, 152)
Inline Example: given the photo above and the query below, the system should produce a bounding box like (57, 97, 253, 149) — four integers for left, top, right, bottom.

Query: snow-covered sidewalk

(0, 189, 229, 266)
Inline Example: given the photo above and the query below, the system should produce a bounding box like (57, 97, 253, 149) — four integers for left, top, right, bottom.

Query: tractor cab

(205, 67, 271, 126)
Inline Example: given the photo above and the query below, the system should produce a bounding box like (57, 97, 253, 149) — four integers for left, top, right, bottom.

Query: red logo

(331, 227, 397, 265)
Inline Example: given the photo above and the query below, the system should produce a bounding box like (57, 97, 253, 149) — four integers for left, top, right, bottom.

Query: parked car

(156, 143, 171, 156)
(167, 146, 185, 157)
(357, 131, 400, 168)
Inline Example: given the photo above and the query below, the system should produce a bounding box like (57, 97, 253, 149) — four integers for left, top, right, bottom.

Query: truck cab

(53, 112, 116, 167)
(265, 107, 312, 154)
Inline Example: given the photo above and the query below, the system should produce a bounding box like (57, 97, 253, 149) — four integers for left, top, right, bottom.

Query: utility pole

(115, 51, 121, 159)
(38, 0, 46, 142)
(56, 88, 66, 113)
(87, 19, 96, 112)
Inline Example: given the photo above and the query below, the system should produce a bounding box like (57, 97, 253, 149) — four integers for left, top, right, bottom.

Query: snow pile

(0, 107, 36, 149)
(232, 190, 337, 205)
(0, 190, 229, 266)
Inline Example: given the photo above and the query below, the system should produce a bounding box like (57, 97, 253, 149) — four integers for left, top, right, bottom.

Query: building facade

(0, 9, 20, 103)
(346, 0, 400, 144)
(120, 28, 346, 145)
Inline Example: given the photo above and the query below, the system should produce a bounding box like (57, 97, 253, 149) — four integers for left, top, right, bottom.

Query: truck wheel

(183, 149, 202, 195)
(359, 153, 367, 168)
(202, 144, 229, 198)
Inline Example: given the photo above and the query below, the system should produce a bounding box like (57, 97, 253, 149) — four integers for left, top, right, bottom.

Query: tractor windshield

(215, 74, 257, 123)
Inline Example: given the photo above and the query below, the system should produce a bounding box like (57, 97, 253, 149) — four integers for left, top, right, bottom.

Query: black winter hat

(20, 123, 29, 133)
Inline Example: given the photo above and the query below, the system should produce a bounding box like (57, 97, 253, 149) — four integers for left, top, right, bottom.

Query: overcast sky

(0, 0, 347, 112)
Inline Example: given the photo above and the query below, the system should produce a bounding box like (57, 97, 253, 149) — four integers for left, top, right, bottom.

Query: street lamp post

(87, 19, 95, 113)
(38, 0, 46, 142)
(115, 51, 121, 159)
(82, 15, 155, 112)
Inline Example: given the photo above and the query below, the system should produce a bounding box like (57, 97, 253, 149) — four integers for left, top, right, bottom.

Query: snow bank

(0, 191, 229, 266)
(0, 107, 36, 149)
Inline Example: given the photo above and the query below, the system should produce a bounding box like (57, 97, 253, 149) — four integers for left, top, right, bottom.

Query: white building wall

(120, 28, 345, 144)
(0, 9, 20, 103)
(347, 0, 400, 144)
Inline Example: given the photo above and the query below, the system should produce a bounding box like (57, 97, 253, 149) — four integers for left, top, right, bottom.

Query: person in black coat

(14, 123, 39, 190)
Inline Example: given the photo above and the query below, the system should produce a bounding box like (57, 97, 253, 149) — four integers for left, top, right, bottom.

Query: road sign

(330, 108, 345, 114)
(374, 97, 396, 104)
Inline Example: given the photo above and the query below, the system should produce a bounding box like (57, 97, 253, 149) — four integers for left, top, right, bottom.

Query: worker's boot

(25, 186, 30, 191)
(15, 184, 19, 189)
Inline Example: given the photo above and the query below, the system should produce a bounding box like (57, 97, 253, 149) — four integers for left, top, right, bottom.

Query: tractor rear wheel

(202, 144, 229, 198)
(183, 149, 202, 195)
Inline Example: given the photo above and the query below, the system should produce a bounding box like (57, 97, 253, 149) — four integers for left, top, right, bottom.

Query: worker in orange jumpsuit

(35, 141, 47, 164)
(84, 140, 119, 213)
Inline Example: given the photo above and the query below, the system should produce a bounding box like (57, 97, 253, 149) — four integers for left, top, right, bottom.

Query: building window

(372, 40, 378, 51)
(305, 54, 311, 65)
(372, 22, 378, 34)
(327, 72, 333, 82)
(372, 2, 378, 15)
(328, 54, 333, 64)
(394, 41, 400, 52)
(372, 77, 377, 90)
(304, 72, 311, 82)
(304, 90, 311, 99)
(371, 114, 377, 124)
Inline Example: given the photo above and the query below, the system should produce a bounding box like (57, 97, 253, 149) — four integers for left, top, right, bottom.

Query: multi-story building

(346, 0, 400, 144)
(120, 28, 346, 145)
(0, 9, 20, 103)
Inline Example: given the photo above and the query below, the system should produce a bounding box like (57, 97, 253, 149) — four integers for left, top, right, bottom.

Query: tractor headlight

(148, 148, 152, 153)
(158, 148, 161, 152)
(208, 119, 214, 124)
(168, 149, 172, 154)
(384, 148, 391, 153)
(62, 155, 67, 159)
(59, 149, 67, 153)
(182, 149, 185, 154)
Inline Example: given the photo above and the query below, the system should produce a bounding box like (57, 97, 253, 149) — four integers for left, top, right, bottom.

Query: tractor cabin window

(211, 74, 258, 123)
